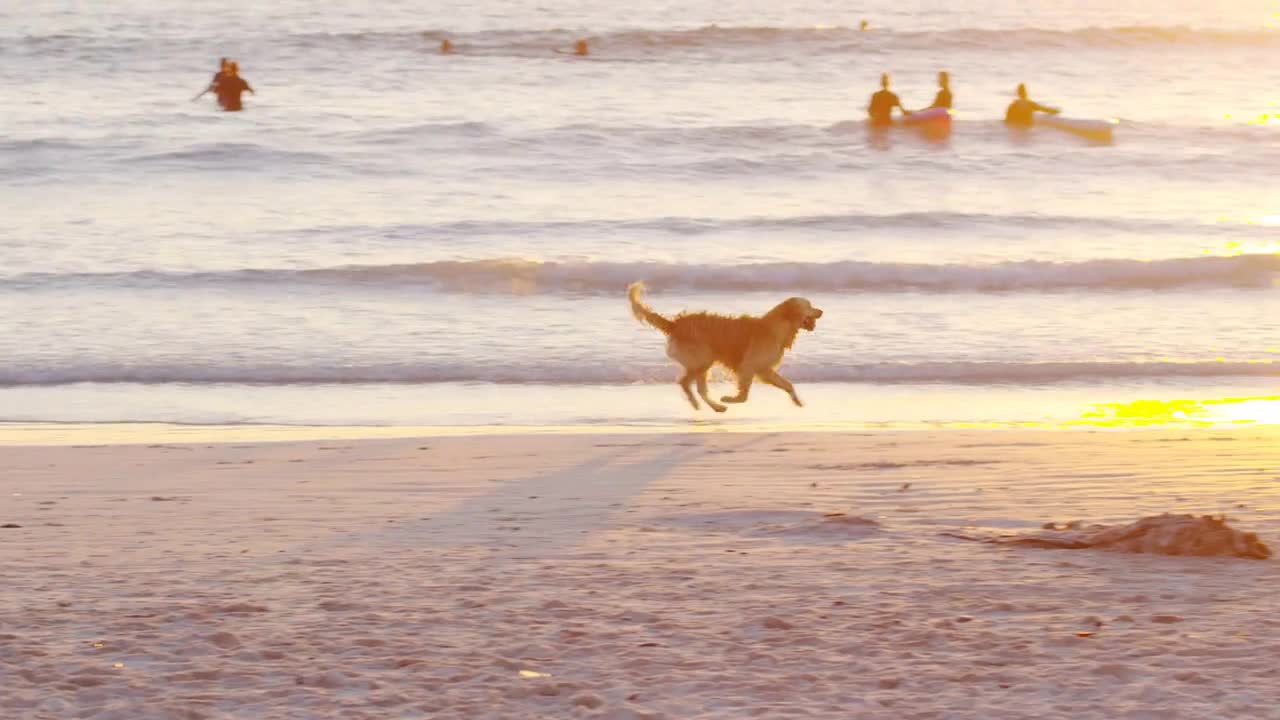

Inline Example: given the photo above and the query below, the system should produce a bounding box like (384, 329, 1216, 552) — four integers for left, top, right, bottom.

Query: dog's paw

(711, 404, 728, 413)
(792, 397, 804, 407)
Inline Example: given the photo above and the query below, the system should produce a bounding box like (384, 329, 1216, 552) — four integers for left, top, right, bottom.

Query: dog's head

(772, 297, 824, 332)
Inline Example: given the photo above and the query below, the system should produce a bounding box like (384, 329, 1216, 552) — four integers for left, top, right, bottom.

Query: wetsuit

(932, 88, 952, 110)
(867, 89, 902, 126)
(216, 76, 253, 112)
(200, 70, 225, 99)
(1005, 98, 1054, 126)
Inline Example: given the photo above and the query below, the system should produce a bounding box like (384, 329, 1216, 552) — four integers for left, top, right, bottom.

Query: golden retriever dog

(627, 282, 823, 412)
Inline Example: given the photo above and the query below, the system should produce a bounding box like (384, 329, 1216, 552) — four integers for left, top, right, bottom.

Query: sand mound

(946, 514, 1271, 560)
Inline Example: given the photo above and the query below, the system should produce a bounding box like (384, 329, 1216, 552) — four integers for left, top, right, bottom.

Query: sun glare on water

(1076, 395, 1280, 427)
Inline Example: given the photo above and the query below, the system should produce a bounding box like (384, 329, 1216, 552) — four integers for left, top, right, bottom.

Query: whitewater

(2, 0, 1278, 428)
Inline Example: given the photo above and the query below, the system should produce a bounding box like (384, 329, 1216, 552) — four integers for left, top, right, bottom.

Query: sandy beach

(4, 427, 1279, 719)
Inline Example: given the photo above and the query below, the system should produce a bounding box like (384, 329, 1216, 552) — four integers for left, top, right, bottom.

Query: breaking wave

(8, 24, 1277, 61)
(11, 254, 1279, 294)
(4, 359, 1279, 387)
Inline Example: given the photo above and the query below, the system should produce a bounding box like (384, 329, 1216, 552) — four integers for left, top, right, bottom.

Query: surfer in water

(214, 61, 255, 112)
(1005, 83, 1058, 126)
(212, 57, 230, 87)
(193, 58, 230, 101)
(554, 39, 589, 56)
(867, 73, 910, 126)
(930, 71, 952, 110)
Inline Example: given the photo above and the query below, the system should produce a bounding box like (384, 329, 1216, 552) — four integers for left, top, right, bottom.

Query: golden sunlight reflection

(1206, 229, 1280, 253)
(1075, 395, 1280, 427)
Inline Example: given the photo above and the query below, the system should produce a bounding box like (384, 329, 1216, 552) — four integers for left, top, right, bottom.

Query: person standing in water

(214, 61, 255, 112)
(194, 58, 230, 101)
(930, 71, 952, 110)
(867, 73, 910, 126)
(1004, 83, 1058, 126)
(211, 57, 230, 87)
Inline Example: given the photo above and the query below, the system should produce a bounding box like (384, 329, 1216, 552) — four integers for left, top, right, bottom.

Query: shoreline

(6, 380, 1280, 438)
(1, 414, 1276, 447)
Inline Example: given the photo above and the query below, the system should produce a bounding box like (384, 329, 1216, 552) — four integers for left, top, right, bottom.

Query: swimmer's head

(574, 39, 589, 55)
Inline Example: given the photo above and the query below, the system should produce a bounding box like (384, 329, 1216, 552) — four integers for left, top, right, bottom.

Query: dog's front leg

(759, 369, 802, 407)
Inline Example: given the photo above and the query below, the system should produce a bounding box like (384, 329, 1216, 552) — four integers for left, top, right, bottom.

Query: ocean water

(3, 0, 1279, 430)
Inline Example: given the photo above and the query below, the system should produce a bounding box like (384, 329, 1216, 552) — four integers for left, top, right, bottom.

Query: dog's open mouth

(802, 317, 817, 331)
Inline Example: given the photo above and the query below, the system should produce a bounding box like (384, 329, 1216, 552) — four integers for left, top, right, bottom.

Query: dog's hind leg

(721, 374, 752, 404)
(678, 370, 700, 410)
(695, 371, 727, 413)
(759, 369, 802, 407)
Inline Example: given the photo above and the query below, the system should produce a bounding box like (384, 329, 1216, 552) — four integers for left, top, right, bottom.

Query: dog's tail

(628, 282, 675, 335)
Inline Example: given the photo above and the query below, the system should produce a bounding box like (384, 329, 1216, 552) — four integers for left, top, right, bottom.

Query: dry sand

(3, 428, 1280, 719)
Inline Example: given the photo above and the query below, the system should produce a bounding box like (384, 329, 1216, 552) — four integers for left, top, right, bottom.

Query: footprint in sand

(655, 510, 880, 543)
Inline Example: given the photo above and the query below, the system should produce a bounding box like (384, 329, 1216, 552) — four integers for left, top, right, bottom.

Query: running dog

(627, 282, 822, 412)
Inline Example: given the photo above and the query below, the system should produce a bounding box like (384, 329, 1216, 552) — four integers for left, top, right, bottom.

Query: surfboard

(901, 107, 951, 127)
(1035, 115, 1116, 142)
